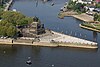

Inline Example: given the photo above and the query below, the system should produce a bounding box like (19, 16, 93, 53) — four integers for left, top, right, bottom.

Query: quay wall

(0, 41, 98, 49)
(0, 34, 98, 49)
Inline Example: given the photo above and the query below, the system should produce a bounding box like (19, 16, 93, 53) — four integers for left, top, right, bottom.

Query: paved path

(0, 30, 97, 48)
(39, 30, 97, 46)
(51, 31, 97, 45)
(72, 13, 94, 22)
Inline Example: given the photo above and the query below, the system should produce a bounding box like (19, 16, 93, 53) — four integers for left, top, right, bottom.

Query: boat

(26, 57, 32, 65)
(26, 60, 32, 65)
(51, 3, 54, 6)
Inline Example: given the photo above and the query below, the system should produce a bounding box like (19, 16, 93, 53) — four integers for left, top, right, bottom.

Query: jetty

(4, 0, 13, 11)
(0, 30, 98, 49)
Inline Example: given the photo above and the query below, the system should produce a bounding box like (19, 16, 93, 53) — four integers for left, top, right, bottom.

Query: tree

(96, 3, 100, 8)
(0, 20, 16, 37)
(6, 26, 16, 37)
(0, 11, 34, 37)
(1, 11, 25, 25)
(94, 13, 98, 21)
(0, 26, 7, 36)
(17, 18, 28, 26)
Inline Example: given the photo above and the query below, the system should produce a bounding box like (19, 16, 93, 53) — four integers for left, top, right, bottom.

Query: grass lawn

(81, 23, 100, 30)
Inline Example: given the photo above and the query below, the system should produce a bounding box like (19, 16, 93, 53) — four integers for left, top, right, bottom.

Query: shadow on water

(49, 47, 98, 53)
(0, 44, 18, 55)
(32, 46, 41, 56)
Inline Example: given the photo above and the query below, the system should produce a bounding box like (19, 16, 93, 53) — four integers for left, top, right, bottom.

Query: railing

(50, 40, 97, 47)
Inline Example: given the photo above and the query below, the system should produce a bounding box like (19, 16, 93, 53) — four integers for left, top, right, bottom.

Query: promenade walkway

(39, 31, 97, 46)
(72, 13, 94, 22)
(52, 31, 97, 45)
(0, 30, 97, 49)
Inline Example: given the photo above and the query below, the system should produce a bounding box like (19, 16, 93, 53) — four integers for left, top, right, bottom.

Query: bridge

(4, 0, 13, 11)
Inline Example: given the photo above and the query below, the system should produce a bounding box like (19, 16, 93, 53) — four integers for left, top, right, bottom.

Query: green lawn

(81, 23, 100, 30)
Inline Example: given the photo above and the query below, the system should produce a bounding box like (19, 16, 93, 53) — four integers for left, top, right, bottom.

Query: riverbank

(58, 12, 94, 22)
(80, 24, 100, 33)
(0, 41, 98, 49)
(0, 30, 98, 49)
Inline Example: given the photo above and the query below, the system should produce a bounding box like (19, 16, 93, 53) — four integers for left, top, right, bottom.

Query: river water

(0, 0, 100, 67)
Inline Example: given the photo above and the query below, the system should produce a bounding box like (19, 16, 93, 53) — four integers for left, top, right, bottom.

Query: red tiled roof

(96, 0, 100, 2)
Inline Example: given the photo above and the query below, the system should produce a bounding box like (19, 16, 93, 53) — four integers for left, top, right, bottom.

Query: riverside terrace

(0, 30, 98, 49)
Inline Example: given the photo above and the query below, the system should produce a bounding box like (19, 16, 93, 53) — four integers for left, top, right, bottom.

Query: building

(96, 0, 100, 3)
(72, 0, 93, 4)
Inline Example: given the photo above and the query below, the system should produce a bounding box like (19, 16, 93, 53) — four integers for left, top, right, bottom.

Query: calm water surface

(0, 0, 100, 67)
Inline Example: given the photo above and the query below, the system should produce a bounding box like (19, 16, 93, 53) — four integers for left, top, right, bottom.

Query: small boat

(51, 3, 54, 6)
(26, 57, 32, 65)
(26, 60, 32, 65)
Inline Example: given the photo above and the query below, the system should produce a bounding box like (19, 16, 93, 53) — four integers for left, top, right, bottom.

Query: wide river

(0, 0, 100, 67)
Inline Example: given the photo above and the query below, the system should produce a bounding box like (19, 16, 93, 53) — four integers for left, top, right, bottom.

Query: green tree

(94, 13, 98, 21)
(0, 26, 7, 36)
(1, 11, 25, 25)
(6, 26, 16, 37)
(0, 11, 34, 37)
(67, 1, 76, 10)
(96, 3, 100, 8)
(0, 20, 16, 37)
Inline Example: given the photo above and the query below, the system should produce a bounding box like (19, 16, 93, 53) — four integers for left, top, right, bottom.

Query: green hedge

(81, 23, 100, 30)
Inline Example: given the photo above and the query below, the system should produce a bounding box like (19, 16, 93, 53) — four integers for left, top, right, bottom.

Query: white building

(72, 0, 93, 4)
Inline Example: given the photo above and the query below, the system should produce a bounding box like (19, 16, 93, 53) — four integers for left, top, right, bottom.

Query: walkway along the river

(0, 31, 98, 49)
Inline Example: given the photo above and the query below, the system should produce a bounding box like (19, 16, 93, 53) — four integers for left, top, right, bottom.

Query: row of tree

(94, 13, 100, 21)
(0, 20, 16, 37)
(67, 1, 86, 13)
(96, 3, 100, 8)
(0, 11, 33, 37)
(1, 11, 33, 26)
